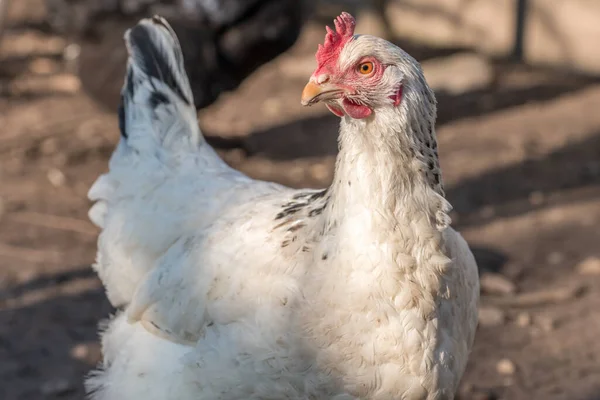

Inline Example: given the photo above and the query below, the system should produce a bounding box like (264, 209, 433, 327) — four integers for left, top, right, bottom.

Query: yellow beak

(300, 81, 343, 106)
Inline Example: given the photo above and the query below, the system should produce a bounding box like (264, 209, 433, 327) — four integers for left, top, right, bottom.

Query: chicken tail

(119, 15, 202, 151)
(88, 16, 209, 229)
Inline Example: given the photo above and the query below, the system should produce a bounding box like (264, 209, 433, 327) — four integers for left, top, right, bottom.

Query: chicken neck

(326, 97, 451, 237)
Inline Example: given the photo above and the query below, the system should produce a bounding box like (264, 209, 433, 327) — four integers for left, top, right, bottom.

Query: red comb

(314, 12, 356, 74)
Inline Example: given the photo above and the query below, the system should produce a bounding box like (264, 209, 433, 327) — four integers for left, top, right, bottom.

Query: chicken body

(87, 15, 479, 400)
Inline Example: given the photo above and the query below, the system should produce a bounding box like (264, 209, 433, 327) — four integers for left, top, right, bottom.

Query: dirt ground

(1, 1, 600, 400)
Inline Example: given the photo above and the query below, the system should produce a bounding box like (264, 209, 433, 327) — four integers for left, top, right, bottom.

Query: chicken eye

(358, 61, 374, 75)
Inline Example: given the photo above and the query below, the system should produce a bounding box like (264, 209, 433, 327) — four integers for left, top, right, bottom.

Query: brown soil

(1, 1, 599, 399)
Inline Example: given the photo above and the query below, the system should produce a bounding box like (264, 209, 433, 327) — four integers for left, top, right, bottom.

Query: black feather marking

(321, 253, 328, 260)
(288, 223, 306, 233)
(309, 190, 327, 201)
(149, 91, 170, 108)
(127, 23, 191, 105)
(308, 205, 326, 217)
(125, 66, 135, 98)
(292, 189, 326, 200)
(120, 66, 135, 139)
(275, 203, 306, 220)
(275, 189, 328, 221)
(118, 96, 127, 139)
(272, 219, 292, 230)
(281, 201, 303, 209)
(151, 16, 185, 73)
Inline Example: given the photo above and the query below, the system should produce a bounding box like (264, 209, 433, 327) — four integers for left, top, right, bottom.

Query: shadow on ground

(0, 278, 111, 400)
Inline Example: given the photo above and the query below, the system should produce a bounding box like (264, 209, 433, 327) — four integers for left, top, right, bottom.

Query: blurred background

(1, 0, 600, 399)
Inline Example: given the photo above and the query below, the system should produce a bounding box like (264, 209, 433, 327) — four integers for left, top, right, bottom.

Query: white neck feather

(326, 100, 451, 235)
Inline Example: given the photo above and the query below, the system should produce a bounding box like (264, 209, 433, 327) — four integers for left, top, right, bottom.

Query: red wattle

(326, 104, 345, 117)
(342, 98, 372, 119)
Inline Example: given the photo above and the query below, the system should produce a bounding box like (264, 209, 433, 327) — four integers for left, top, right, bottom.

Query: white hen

(86, 13, 479, 400)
